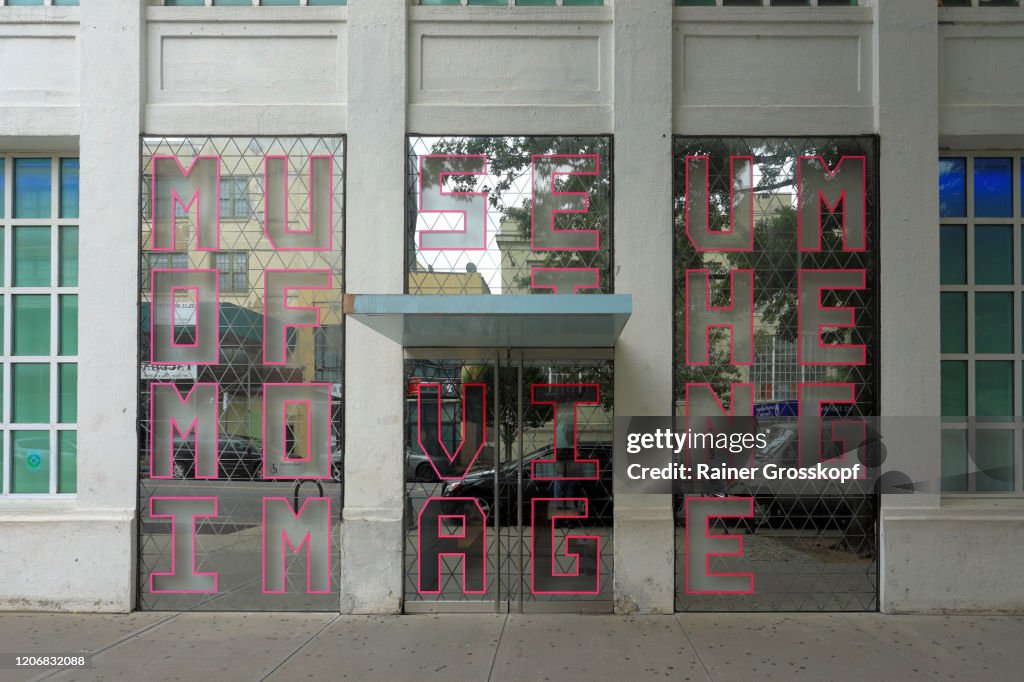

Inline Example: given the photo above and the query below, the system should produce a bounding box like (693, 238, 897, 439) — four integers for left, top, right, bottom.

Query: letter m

(149, 383, 219, 479)
(797, 155, 866, 252)
(151, 155, 221, 251)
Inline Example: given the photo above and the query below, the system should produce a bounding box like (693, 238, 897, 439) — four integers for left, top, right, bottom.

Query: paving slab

(843, 613, 1024, 682)
(0, 612, 173, 682)
(677, 613, 933, 682)
(45, 612, 335, 682)
(490, 615, 711, 682)
(265, 614, 506, 682)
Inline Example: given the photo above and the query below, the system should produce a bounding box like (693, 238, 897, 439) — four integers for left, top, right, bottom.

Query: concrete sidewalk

(1, 612, 1022, 682)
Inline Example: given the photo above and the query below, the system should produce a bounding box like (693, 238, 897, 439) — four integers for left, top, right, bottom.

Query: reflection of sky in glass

(939, 158, 966, 218)
(974, 157, 1013, 218)
(412, 137, 609, 295)
(14, 158, 51, 219)
(413, 137, 531, 294)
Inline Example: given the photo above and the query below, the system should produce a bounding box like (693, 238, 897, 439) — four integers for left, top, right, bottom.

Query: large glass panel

(13, 158, 51, 219)
(13, 227, 51, 287)
(974, 226, 1013, 285)
(975, 293, 1013, 354)
(12, 364, 49, 424)
(673, 136, 879, 612)
(974, 158, 1013, 218)
(976, 361, 1013, 417)
(139, 136, 345, 611)
(940, 225, 966, 285)
(0, 159, 5, 218)
(60, 159, 79, 219)
(939, 158, 967, 218)
(11, 431, 50, 494)
(58, 431, 77, 494)
(975, 430, 1014, 492)
(407, 136, 612, 295)
(941, 430, 968, 492)
(942, 361, 968, 418)
(13, 295, 50, 356)
(941, 292, 967, 353)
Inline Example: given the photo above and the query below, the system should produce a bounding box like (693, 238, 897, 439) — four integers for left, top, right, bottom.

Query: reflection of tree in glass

(428, 136, 612, 294)
(673, 138, 876, 415)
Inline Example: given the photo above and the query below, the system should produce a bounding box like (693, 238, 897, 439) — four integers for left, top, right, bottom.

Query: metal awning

(345, 294, 632, 348)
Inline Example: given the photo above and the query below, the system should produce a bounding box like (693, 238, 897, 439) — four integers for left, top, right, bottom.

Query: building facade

(0, 0, 1022, 614)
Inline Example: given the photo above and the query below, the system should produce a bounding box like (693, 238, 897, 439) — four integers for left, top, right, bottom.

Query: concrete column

(611, 0, 676, 615)
(74, 0, 143, 610)
(340, 0, 408, 614)
(873, 0, 942, 610)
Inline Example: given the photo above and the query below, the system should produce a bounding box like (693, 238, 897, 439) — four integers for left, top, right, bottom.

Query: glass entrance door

(402, 349, 613, 613)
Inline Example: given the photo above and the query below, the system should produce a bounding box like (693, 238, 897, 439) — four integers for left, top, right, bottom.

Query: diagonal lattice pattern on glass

(672, 136, 879, 612)
(406, 136, 613, 296)
(138, 136, 344, 611)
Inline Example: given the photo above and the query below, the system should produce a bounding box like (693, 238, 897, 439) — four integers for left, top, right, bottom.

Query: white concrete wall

(0, 0, 1022, 614)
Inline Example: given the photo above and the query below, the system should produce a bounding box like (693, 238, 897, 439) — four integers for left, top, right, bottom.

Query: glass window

(976, 361, 1013, 417)
(941, 360, 967, 418)
(940, 225, 966, 284)
(12, 295, 50, 356)
(12, 364, 49, 424)
(13, 227, 51, 287)
(975, 292, 1013, 353)
(60, 159, 79, 220)
(974, 158, 1013, 218)
(13, 158, 50, 219)
(11, 431, 49, 494)
(220, 176, 251, 220)
(974, 226, 1013, 284)
(940, 292, 967, 353)
(212, 251, 249, 293)
(940, 153, 1024, 492)
(941, 430, 968, 492)
(1, 155, 79, 495)
(975, 430, 1014, 492)
(940, 158, 967, 218)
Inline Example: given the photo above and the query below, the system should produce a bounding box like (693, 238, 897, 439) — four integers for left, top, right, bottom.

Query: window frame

(0, 153, 79, 498)
(939, 151, 1024, 496)
(211, 249, 249, 293)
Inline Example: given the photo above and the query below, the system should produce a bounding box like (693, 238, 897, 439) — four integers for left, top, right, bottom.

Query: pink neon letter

(685, 269, 754, 366)
(797, 155, 867, 252)
(684, 497, 753, 594)
(262, 497, 331, 594)
(530, 498, 599, 595)
(685, 155, 754, 252)
(416, 383, 486, 481)
(797, 269, 866, 366)
(264, 155, 332, 251)
(150, 383, 219, 479)
(149, 496, 219, 594)
(151, 155, 221, 251)
(263, 269, 332, 365)
(417, 497, 487, 595)
(150, 269, 219, 365)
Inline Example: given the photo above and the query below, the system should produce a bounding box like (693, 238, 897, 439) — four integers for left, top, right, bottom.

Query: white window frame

(940, 151, 1024, 496)
(0, 154, 79, 497)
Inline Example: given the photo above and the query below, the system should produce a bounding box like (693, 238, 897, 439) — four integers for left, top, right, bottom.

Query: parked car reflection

(440, 443, 613, 526)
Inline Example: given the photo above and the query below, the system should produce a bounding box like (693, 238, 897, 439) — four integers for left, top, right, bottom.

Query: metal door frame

(402, 347, 613, 614)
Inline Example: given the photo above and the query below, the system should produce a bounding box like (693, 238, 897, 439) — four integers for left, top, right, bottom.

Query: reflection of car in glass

(405, 447, 440, 482)
(142, 434, 263, 481)
(724, 421, 879, 538)
(440, 443, 613, 526)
